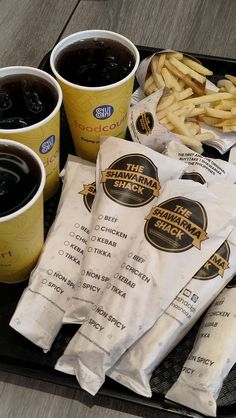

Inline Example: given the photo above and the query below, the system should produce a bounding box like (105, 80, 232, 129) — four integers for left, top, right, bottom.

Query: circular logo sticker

(79, 181, 96, 212)
(101, 154, 160, 207)
(39, 135, 55, 154)
(145, 196, 208, 253)
(136, 112, 154, 135)
(182, 171, 206, 184)
(194, 240, 230, 280)
(93, 105, 114, 120)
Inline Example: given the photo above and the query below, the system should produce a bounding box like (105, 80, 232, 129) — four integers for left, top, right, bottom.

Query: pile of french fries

(144, 51, 236, 153)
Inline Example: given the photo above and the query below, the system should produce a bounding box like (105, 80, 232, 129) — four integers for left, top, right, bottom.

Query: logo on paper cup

(79, 181, 96, 212)
(39, 135, 55, 154)
(93, 105, 114, 120)
(194, 240, 230, 280)
(145, 197, 208, 252)
(101, 153, 160, 207)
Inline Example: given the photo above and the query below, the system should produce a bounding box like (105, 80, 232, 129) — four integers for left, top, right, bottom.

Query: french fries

(143, 51, 236, 151)
(145, 51, 211, 97)
(195, 76, 236, 133)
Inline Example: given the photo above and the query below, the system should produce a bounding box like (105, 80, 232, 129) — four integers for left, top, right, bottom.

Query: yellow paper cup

(0, 139, 46, 283)
(0, 67, 62, 200)
(50, 30, 140, 162)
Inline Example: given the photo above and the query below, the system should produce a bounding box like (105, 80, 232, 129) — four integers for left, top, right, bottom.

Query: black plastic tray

(1, 46, 236, 418)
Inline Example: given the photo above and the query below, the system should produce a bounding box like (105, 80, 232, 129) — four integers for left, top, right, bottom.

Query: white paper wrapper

(55, 179, 234, 396)
(107, 183, 236, 397)
(166, 280, 236, 416)
(131, 87, 146, 105)
(201, 123, 236, 154)
(63, 136, 187, 325)
(165, 140, 236, 184)
(10, 155, 95, 352)
(229, 145, 236, 164)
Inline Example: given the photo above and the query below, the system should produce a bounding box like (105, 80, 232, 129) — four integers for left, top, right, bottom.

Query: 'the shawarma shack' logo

(79, 181, 96, 212)
(136, 112, 154, 135)
(101, 154, 160, 207)
(193, 240, 230, 280)
(144, 196, 208, 252)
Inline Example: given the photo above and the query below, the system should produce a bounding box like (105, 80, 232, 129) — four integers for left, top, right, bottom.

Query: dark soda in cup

(0, 74, 58, 130)
(55, 38, 135, 87)
(0, 142, 42, 217)
(0, 67, 62, 200)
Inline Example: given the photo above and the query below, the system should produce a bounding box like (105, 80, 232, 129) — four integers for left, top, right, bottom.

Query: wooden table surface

(1, 1, 236, 417)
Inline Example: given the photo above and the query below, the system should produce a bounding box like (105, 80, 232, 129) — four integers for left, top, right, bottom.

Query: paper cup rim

(0, 138, 46, 222)
(0, 66, 62, 134)
(50, 30, 140, 91)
